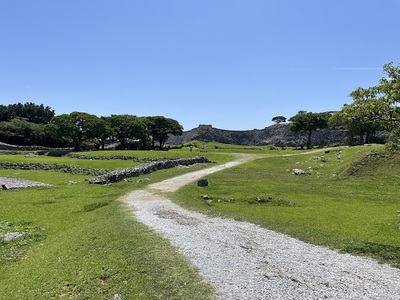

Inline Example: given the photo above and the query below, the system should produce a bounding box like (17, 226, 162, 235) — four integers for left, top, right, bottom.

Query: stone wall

(167, 124, 348, 147)
(0, 141, 70, 151)
(89, 156, 210, 184)
(0, 162, 106, 176)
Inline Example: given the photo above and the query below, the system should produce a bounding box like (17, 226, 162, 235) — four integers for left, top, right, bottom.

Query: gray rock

(198, 179, 209, 187)
(292, 169, 305, 175)
(2, 232, 23, 242)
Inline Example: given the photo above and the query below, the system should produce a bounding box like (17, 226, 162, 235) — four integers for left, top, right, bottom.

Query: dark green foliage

(272, 116, 287, 124)
(289, 111, 330, 149)
(331, 62, 400, 147)
(51, 112, 105, 151)
(0, 118, 45, 146)
(147, 116, 183, 148)
(107, 114, 148, 149)
(0, 102, 54, 123)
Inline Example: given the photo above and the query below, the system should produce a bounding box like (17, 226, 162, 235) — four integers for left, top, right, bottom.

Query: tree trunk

(306, 130, 312, 149)
(359, 130, 365, 145)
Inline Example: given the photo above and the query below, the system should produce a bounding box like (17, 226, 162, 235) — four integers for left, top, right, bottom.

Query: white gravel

(0, 176, 51, 190)
(123, 156, 400, 300)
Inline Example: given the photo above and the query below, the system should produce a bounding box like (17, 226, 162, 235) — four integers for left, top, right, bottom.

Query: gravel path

(123, 155, 400, 299)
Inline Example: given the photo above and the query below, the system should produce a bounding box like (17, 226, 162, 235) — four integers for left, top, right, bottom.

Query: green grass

(0, 151, 218, 299)
(0, 185, 213, 299)
(172, 144, 400, 267)
(2, 143, 400, 299)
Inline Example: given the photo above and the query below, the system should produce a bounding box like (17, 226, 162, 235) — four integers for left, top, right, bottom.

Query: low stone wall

(65, 153, 175, 162)
(89, 156, 210, 184)
(0, 162, 107, 176)
(0, 142, 70, 151)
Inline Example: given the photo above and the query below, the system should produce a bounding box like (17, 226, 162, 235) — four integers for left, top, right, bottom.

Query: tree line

(0, 103, 183, 151)
(1, 61, 399, 151)
(272, 62, 400, 149)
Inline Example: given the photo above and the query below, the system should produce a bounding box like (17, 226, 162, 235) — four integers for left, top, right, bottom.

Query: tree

(96, 116, 114, 150)
(289, 111, 329, 149)
(51, 112, 103, 151)
(0, 102, 55, 123)
(147, 116, 183, 148)
(272, 116, 287, 124)
(330, 100, 384, 145)
(8, 102, 55, 123)
(0, 105, 9, 122)
(334, 62, 400, 148)
(0, 118, 45, 145)
(108, 114, 148, 149)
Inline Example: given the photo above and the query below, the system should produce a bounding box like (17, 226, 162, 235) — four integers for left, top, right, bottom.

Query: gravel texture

(123, 155, 400, 300)
(0, 176, 51, 190)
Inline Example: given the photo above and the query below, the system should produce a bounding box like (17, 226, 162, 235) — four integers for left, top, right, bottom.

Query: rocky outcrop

(167, 124, 347, 147)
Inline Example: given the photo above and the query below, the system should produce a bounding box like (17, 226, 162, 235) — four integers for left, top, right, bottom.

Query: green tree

(0, 102, 55, 123)
(0, 105, 9, 122)
(289, 111, 330, 149)
(51, 112, 103, 151)
(147, 116, 183, 148)
(108, 115, 148, 149)
(0, 118, 46, 145)
(336, 62, 400, 148)
(8, 102, 55, 123)
(272, 116, 287, 124)
(96, 116, 114, 150)
(330, 100, 384, 145)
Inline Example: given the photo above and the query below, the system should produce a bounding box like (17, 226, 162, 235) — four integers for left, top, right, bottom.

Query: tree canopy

(147, 116, 183, 148)
(0, 102, 55, 123)
(272, 116, 287, 124)
(330, 62, 400, 147)
(51, 112, 104, 151)
(289, 111, 330, 149)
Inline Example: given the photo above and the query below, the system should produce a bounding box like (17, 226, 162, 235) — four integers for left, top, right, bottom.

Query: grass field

(1, 143, 400, 299)
(173, 144, 400, 267)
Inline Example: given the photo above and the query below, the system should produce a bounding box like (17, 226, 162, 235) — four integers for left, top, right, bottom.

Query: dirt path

(148, 153, 256, 193)
(123, 153, 400, 300)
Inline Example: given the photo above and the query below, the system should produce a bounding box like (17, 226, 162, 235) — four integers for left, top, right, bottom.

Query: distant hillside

(167, 124, 347, 147)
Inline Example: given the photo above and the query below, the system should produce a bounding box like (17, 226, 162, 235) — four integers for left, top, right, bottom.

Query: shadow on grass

(83, 200, 112, 212)
(343, 241, 400, 268)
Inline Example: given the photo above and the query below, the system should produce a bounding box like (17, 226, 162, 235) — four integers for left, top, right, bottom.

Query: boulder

(292, 169, 305, 175)
(198, 179, 208, 187)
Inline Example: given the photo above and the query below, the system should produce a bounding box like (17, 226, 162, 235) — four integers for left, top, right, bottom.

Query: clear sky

(0, 0, 399, 130)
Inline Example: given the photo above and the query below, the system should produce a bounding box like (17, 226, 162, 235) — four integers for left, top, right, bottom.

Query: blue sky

(0, 0, 399, 130)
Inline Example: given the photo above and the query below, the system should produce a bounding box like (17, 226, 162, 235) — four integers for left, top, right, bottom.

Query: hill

(167, 123, 347, 147)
